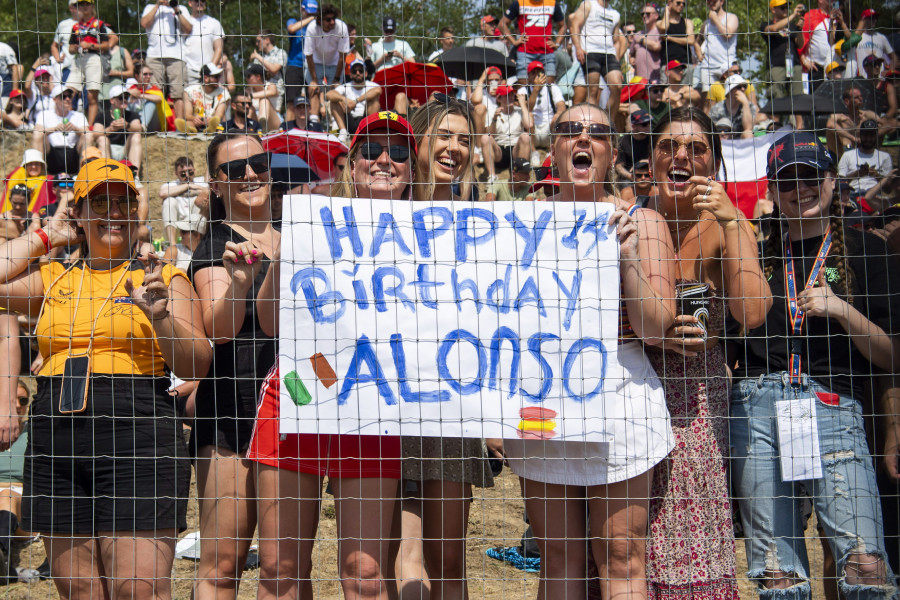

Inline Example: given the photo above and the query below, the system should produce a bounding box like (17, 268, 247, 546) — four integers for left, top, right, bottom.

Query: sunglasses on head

(215, 152, 270, 180)
(655, 138, 711, 159)
(774, 167, 824, 192)
(553, 121, 614, 139)
(359, 142, 410, 163)
(89, 195, 140, 216)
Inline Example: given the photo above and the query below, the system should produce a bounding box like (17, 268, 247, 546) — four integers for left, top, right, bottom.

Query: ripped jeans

(731, 374, 898, 599)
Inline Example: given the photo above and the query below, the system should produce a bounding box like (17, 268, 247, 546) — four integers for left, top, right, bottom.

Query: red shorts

(247, 367, 402, 479)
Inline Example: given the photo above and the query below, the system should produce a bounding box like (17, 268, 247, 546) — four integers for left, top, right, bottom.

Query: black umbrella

(435, 46, 516, 81)
(270, 153, 319, 187)
(764, 94, 815, 115)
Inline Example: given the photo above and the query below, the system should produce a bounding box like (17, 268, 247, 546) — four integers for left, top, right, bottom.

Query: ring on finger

(705, 185, 712, 196)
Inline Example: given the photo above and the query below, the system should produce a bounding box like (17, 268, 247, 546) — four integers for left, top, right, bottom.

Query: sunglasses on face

(553, 121, 614, 140)
(89, 195, 140, 216)
(179, 169, 195, 178)
(649, 86, 665, 94)
(634, 171, 652, 179)
(61, 91, 75, 100)
(215, 152, 270, 180)
(774, 168, 824, 192)
(323, 16, 336, 22)
(655, 138, 711, 159)
(359, 142, 410, 163)
(55, 180, 74, 189)
(350, 66, 365, 73)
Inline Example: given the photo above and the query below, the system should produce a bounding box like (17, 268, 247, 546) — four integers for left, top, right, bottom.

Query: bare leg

(387, 497, 429, 600)
(86, 90, 99, 127)
(43, 534, 110, 600)
(0, 315, 20, 429)
(97, 529, 177, 600)
(194, 446, 257, 600)
(421, 480, 471, 600)
(393, 93, 409, 117)
(605, 71, 624, 134)
(573, 85, 588, 105)
(587, 72, 602, 107)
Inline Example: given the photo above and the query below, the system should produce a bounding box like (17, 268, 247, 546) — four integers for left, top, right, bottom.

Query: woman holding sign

(640, 106, 771, 598)
(249, 111, 416, 600)
(503, 103, 678, 599)
(190, 131, 280, 599)
(0, 158, 210, 599)
(730, 132, 900, 598)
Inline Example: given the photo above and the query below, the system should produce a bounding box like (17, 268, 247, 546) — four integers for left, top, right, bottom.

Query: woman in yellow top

(0, 158, 211, 600)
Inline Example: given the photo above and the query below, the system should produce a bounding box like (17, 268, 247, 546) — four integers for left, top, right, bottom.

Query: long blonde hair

(330, 127, 417, 199)
(408, 99, 476, 202)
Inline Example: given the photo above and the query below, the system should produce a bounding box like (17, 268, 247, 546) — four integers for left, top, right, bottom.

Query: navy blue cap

(383, 16, 396, 32)
(766, 132, 835, 179)
(631, 109, 651, 125)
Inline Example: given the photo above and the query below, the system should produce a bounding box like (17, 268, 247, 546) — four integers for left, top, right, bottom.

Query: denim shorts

(730, 373, 898, 599)
(516, 51, 556, 80)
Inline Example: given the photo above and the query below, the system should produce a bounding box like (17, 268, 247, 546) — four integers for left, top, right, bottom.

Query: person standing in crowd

(480, 85, 532, 182)
(631, 2, 662, 81)
(250, 30, 287, 114)
(189, 132, 278, 600)
(661, 59, 701, 108)
(466, 15, 508, 56)
(732, 130, 900, 600)
(503, 103, 677, 599)
(0, 158, 210, 600)
(519, 60, 566, 163)
(249, 112, 413, 600)
(101, 40, 135, 102)
(370, 17, 416, 72)
(763, 0, 805, 104)
(642, 105, 771, 599)
(140, 0, 193, 120)
(182, 0, 224, 86)
(178, 62, 230, 134)
(658, 0, 696, 85)
(51, 0, 79, 82)
(0, 39, 19, 99)
(853, 9, 899, 77)
(91, 84, 144, 166)
(284, 0, 317, 124)
(326, 59, 380, 143)
(68, 0, 117, 126)
(398, 98, 489, 600)
(799, 0, 843, 93)
(31, 86, 88, 176)
(245, 64, 282, 133)
(615, 108, 651, 183)
(500, 0, 566, 83)
(428, 27, 456, 62)
(695, 0, 738, 93)
(304, 3, 349, 126)
(568, 0, 622, 121)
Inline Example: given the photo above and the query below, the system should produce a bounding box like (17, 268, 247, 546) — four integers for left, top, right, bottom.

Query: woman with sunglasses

(731, 131, 900, 599)
(379, 98, 490, 600)
(248, 112, 414, 600)
(503, 103, 677, 599)
(0, 158, 210, 599)
(189, 131, 279, 600)
(639, 106, 770, 598)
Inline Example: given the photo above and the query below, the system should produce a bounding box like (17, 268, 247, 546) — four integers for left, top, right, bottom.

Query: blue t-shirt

(287, 18, 308, 67)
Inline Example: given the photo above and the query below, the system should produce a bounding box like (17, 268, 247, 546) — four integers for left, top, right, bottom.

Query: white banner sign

(279, 196, 621, 442)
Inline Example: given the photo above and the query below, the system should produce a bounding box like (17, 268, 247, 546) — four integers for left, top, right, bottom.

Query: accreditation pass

(775, 398, 823, 481)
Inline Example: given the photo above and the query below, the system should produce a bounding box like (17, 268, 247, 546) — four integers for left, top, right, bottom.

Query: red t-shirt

(71, 18, 113, 47)
(504, 0, 564, 55)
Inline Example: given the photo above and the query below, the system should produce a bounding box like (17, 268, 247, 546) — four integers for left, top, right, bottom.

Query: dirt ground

(0, 132, 831, 599)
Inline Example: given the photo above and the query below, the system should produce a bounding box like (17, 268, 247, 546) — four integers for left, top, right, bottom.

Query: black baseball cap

(512, 158, 532, 173)
(245, 63, 265, 78)
(860, 119, 879, 131)
(631, 109, 651, 125)
(766, 131, 835, 179)
(383, 16, 396, 32)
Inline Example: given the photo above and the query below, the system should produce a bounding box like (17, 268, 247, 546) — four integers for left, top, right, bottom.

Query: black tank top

(664, 18, 689, 64)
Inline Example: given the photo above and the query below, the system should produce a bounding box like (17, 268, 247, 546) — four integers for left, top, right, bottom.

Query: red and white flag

(719, 131, 783, 218)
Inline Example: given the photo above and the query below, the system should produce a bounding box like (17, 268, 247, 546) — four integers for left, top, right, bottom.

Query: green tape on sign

(284, 370, 312, 406)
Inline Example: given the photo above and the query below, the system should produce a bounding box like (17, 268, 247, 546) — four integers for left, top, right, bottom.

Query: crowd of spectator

(0, 0, 896, 599)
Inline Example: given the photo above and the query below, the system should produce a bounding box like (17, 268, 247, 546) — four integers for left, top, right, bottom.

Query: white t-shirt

(854, 33, 894, 77)
(701, 13, 738, 74)
(370, 38, 416, 71)
(161, 177, 207, 230)
(494, 108, 525, 147)
(27, 88, 54, 122)
(517, 84, 564, 129)
(480, 93, 499, 127)
(53, 18, 76, 70)
(837, 147, 892, 193)
(254, 45, 288, 96)
(184, 84, 230, 116)
(182, 13, 224, 70)
(142, 4, 190, 60)
(333, 80, 381, 118)
(33, 109, 88, 148)
(582, 0, 619, 55)
(304, 19, 350, 66)
(0, 42, 17, 86)
(174, 243, 194, 271)
(808, 17, 832, 66)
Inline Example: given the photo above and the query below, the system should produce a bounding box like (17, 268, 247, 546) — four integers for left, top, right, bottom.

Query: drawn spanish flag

(517, 407, 558, 439)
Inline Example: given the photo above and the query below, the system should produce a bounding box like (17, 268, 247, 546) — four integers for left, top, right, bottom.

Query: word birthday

(278, 197, 623, 442)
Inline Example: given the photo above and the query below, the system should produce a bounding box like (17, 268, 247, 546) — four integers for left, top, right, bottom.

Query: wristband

(34, 228, 51, 254)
